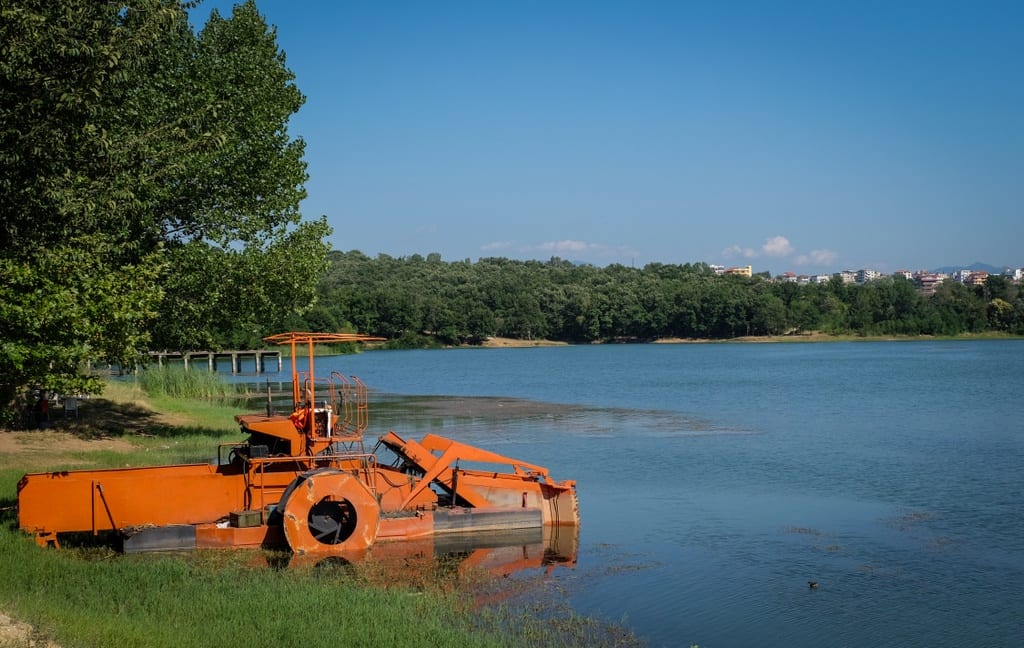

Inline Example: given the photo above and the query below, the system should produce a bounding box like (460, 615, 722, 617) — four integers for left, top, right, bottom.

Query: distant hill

(933, 262, 1008, 275)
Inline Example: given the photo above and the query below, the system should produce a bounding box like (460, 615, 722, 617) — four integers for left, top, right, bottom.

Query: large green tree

(0, 0, 327, 416)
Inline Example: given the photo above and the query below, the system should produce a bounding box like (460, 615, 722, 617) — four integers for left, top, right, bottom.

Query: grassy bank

(0, 531, 498, 648)
(0, 374, 635, 648)
(0, 377, 497, 648)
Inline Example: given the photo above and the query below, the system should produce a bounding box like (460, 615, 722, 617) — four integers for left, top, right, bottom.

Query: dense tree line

(292, 251, 1024, 346)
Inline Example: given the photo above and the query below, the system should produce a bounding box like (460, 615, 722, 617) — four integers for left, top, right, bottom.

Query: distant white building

(893, 270, 913, 280)
(952, 269, 972, 283)
(949, 269, 990, 286)
(856, 269, 882, 284)
(837, 271, 857, 284)
(1003, 267, 1023, 281)
(811, 274, 831, 284)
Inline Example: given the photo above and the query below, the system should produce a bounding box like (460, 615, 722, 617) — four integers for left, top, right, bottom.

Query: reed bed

(136, 365, 239, 401)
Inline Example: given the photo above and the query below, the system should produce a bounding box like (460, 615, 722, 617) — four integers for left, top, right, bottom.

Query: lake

(256, 340, 1024, 647)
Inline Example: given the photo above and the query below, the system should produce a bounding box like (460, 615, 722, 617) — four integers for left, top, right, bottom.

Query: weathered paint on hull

(17, 442, 578, 554)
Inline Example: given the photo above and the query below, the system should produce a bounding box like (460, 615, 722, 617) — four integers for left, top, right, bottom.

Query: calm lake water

(257, 341, 1023, 647)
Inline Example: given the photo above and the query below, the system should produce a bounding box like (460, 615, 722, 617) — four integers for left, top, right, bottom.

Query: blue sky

(198, 1, 1022, 274)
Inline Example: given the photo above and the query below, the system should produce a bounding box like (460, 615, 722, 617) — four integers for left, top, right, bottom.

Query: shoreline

(478, 336, 569, 348)
(478, 332, 1021, 348)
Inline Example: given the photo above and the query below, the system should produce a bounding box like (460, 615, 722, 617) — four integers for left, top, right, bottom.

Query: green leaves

(0, 0, 324, 413)
(0, 240, 164, 404)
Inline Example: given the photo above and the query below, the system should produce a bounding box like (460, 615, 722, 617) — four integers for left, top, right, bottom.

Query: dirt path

(0, 612, 32, 647)
(0, 611, 59, 648)
(0, 430, 137, 473)
(0, 381, 200, 474)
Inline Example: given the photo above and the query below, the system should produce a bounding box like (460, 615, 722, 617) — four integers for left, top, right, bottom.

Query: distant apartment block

(952, 269, 972, 283)
(965, 271, 989, 287)
(725, 265, 752, 277)
(915, 273, 947, 295)
(855, 269, 882, 283)
(753, 265, 1023, 288)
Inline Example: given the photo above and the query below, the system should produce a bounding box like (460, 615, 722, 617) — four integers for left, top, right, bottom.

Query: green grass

(0, 527, 499, 648)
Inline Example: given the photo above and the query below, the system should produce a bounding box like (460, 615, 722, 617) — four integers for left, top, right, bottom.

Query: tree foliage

(0, 0, 326, 412)
(299, 252, 1024, 345)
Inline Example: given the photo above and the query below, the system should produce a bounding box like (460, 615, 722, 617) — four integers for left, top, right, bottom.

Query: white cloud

(480, 240, 516, 252)
(722, 244, 756, 259)
(722, 235, 840, 270)
(480, 239, 638, 262)
(536, 240, 600, 255)
(761, 235, 794, 257)
(794, 249, 838, 266)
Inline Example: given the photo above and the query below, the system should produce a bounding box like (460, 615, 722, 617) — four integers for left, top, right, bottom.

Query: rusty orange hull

(17, 436, 578, 555)
(18, 464, 248, 541)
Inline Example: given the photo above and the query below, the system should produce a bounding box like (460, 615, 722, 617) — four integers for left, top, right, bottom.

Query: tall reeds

(137, 365, 237, 401)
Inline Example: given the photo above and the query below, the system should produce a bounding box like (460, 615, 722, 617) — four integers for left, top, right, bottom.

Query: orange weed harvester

(17, 332, 578, 555)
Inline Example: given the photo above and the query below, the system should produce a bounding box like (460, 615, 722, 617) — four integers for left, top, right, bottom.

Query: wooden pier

(148, 349, 283, 374)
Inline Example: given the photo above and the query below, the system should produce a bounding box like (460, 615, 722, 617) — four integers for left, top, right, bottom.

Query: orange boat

(17, 332, 579, 555)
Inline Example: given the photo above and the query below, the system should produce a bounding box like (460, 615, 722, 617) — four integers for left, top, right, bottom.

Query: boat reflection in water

(281, 525, 577, 599)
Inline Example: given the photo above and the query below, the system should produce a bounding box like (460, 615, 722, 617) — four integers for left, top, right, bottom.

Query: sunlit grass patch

(0, 527, 503, 648)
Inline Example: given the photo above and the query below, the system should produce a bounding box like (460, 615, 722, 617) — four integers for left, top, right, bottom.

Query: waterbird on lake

(808, 581, 819, 589)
